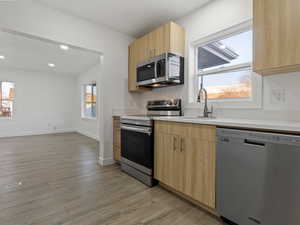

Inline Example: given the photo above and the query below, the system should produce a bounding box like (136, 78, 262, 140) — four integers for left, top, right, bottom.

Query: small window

(82, 83, 97, 119)
(0, 81, 15, 118)
(196, 30, 253, 100)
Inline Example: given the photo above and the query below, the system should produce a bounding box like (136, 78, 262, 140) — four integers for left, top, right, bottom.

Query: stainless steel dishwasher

(217, 128, 300, 225)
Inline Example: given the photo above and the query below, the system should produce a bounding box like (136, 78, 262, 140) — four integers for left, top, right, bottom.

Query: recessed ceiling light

(0, 55, 6, 60)
(48, 63, 56, 68)
(59, 44, 69, 51)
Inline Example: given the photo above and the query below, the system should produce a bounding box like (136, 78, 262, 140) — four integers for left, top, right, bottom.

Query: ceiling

(0, 31, 101, 76)
(35, 0, 212, 37)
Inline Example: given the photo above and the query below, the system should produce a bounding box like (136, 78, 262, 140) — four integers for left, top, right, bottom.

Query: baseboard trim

(0, 129, 76, 138)
(98, 157, 115, 166)
(76, 130, 99, 141)
(159, 182, 219, 217)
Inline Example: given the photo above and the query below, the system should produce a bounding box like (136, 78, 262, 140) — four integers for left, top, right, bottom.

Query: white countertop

(153, 116, 300, 133)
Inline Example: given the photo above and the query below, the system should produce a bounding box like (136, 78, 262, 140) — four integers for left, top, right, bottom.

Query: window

(0, 81, 15, 118)
(82, 83, 97, 119)
(196, 29, 253, 100)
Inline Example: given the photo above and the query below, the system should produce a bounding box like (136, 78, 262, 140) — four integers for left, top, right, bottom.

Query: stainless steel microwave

(136, 53, 184, 88)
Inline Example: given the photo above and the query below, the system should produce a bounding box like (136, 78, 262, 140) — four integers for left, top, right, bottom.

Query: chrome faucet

(197, 76, 213, 118)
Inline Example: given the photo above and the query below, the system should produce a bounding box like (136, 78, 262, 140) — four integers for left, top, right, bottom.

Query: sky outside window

(198, 30, 253, 72)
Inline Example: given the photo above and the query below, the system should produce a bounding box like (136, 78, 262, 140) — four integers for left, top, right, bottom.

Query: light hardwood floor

(0, 132, 223, 225)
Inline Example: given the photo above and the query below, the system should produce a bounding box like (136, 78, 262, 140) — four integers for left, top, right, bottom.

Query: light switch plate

(270, 88, 286, 104)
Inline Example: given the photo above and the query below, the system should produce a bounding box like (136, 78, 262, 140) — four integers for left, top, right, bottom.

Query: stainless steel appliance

(217, 128, 300, 225)
(120, 99, 182, 186)
(136, 53, 184, 88)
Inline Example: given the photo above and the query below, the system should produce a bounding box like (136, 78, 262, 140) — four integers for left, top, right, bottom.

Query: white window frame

(81, 82, 97, 120)
(0, 81, 15, 120)
(188, 20, 262, 109)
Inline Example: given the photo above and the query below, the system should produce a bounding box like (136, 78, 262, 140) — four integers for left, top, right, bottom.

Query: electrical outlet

(270, 88, 286, 104)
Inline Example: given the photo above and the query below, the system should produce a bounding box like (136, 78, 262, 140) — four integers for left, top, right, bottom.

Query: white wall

(137, 0, 300, 122)
(76, 63, 100, 140)
(0, 68, 76, 137)
(0, 0, 141, 165)
(137, 0, 253, 109)
(4, 0, 299, 165)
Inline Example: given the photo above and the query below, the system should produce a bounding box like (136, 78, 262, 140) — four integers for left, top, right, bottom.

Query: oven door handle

(121, 125, 152, 135)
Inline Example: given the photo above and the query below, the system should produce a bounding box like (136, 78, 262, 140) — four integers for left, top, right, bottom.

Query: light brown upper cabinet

(154, 121, 216, 209)
(128, 41, 138, 92)
(128, 22, 185, 92)
(253, 0, 300, 75)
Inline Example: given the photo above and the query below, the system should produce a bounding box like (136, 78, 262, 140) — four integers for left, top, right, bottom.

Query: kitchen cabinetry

(113, 116, 121, 162)
(254, 0, 300, 75)
(154, 121, 216, 209)
(128, 22, 185, 92)
(155, 133, 183, 190)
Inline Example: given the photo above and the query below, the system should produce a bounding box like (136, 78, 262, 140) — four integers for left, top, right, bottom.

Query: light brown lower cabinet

(113, 116, 121, 162)
(154, 121, 216, 209)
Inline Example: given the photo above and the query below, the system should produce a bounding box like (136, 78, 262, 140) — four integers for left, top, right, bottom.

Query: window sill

(81, 117, 97, 121)
(0, 117, 13, 121)
(186, 99, 262, 110)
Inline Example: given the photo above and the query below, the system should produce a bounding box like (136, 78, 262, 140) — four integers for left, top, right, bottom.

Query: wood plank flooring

(0, 132, 224, 225)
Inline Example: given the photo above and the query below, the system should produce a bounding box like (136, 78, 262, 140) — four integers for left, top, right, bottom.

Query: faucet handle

(197, 94, 201, 103)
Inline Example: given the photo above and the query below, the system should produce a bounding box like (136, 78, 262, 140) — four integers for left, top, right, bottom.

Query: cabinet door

(166, 22, 185, 57)
(143, 22, 185, 59)
(128, 42, 138, 92)
(182, 137, 216, 208)
(154, 121, 185, 191)
(147, 30, 156, 58)
(136, 35, 149, 64)
(148, 26, 166, 57)
(154, 121, 216, 208)
(128, 41, 150, 92)
(154, 132, 177, 188)
(254, 0, 300, 75)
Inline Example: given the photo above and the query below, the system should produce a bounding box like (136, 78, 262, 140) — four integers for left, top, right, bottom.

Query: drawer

(155, 121, 216, 142)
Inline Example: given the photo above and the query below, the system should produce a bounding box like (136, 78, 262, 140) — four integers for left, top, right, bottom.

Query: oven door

(121, 124, 153, 175)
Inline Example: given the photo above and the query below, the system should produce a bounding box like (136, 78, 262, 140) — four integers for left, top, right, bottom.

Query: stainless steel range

(120, 99, 182, 186)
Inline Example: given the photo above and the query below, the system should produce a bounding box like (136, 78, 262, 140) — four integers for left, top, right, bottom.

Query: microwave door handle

(165, 53, 169, 80)
(154, 61, 158, 79)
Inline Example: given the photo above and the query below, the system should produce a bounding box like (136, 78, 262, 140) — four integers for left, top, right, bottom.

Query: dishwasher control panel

(217, 128, 300, 146)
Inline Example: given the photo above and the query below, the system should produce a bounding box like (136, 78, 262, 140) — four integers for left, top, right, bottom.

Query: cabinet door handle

(180, 138, 184, 152)
(173, 136, 177, 151)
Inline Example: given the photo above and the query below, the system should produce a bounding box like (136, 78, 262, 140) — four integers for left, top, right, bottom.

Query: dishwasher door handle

(244, 139, 266, 147)
(121, 125, 152, 135)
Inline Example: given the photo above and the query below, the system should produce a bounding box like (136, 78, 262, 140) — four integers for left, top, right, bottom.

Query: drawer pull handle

(244, 139, 265, 147)
(173, 137, 177, 151)
(180, 138, 184, 152)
